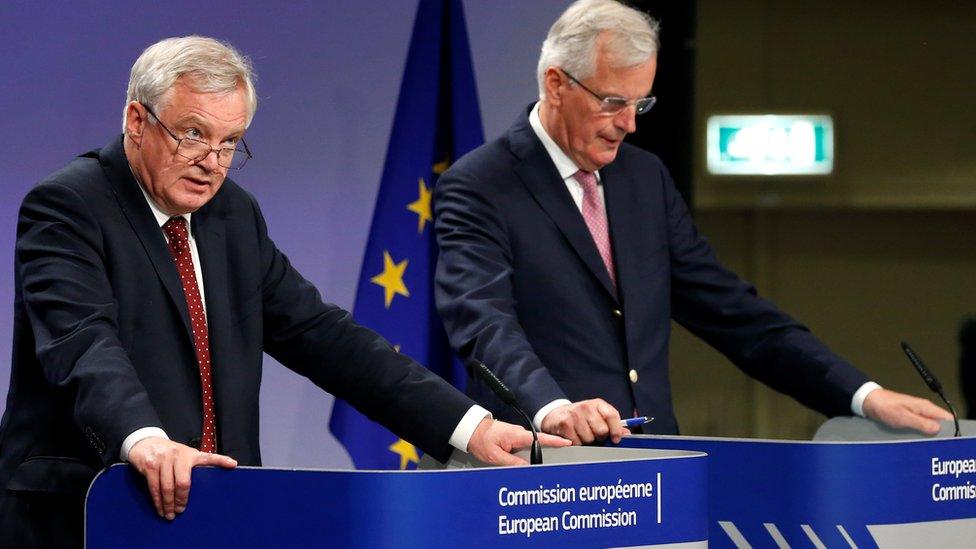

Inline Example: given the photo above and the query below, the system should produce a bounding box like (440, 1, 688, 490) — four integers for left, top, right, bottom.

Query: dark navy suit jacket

(0, 136, 472, 543)
(434, 109, 868, 433)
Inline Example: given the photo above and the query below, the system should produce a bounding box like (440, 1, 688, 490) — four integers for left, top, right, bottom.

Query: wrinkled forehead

(157, 78, 248, 120)
(157, 72, 254, 128)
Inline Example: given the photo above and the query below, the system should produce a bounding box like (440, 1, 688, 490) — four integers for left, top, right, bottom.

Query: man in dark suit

(434, 0, 950, 446)
(0, 35, 566, 547)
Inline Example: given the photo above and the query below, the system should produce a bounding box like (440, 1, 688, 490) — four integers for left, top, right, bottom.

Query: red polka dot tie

(574, 170, 617, 291)
(162, 217, 217, 453)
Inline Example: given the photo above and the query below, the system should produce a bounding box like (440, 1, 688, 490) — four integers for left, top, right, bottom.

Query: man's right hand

(127, 437, 237, 520)
(540, 399, 629, 445)
(862, 387, 953, 435)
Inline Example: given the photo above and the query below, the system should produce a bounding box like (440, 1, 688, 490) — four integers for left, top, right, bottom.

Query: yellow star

(389, 438, 420, 470)
(433, 159, 450, 175)
(406, 177, 433, 234)
(370, 250, 410, 308)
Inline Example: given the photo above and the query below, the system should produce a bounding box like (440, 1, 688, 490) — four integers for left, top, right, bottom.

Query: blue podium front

(85, 447, 707, 548)
(619, 433, 976, 547)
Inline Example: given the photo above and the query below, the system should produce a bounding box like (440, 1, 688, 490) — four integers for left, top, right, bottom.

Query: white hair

(537, 0, 660, 100)
(123, 35, 257, 130)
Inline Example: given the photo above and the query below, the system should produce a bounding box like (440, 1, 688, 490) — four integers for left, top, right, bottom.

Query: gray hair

(537, 0, 660, 100)
(123, 36, 257, 130)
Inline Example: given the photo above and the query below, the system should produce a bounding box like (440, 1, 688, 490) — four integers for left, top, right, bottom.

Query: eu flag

(328, 0, 484, 470)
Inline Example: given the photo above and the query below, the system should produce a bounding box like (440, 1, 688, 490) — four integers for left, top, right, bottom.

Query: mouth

(182, 176, 211, 188)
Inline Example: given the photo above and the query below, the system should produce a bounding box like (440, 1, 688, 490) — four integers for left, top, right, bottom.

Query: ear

(123, 102, 147, 145)
(543, 67, 566, 107)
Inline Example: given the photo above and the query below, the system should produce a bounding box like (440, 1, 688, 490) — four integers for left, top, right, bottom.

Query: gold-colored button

(612, 309, 623, 318)
(629, 369, 638, 383)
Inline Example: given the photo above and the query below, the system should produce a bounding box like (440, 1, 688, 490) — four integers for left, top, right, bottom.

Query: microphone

(900, 341, 961, 437)
(472, 361, 543, 464)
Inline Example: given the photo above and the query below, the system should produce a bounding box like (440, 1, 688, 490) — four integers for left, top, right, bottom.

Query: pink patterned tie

(574, 170, 616, 290)
(162, 217, 217, 453)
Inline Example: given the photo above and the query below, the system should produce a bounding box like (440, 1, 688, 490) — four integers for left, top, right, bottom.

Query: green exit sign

(706, 115, 834, 175)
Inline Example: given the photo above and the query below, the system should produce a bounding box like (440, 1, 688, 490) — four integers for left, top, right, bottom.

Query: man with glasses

(0, 35, 567, 548)
(434, 0, 949, 446)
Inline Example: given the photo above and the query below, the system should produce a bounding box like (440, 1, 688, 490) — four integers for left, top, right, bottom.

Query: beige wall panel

(669, 212, 758, 437)
(669, 210, 976, 439)
(694, 0, 976, 209)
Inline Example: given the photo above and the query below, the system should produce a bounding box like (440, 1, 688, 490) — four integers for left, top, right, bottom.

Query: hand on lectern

(862, 388, 954, 435)
(541, 399, 630, 445)
(128, 437, 238, 521)
(467, 417, 570, 465)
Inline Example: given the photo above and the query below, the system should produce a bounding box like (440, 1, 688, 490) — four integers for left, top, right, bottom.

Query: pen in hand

(620, 416, 654, 428)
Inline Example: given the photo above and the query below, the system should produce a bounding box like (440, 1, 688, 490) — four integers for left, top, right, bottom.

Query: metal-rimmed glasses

(562, 69, 657, 116)
(144, 105, 252, 170)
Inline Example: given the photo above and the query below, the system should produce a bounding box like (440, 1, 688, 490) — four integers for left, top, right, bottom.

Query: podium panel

(86, 447, 707, 548)
(619, 429, 976, 548)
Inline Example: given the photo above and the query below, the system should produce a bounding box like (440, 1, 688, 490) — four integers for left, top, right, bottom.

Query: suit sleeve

(659, 162, 869, 417)
(245, 196, 473, 462)
(433, 167, 568, 417)
(16, 182, 162, 464)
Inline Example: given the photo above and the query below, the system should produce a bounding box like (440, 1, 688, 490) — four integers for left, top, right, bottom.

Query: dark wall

(625, 0, 697, 207)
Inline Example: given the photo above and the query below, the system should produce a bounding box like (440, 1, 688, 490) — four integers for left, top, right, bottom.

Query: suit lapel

(508, 113, 618, 301)
(191, 203, 228, 360)
(192, 200, 241, 451)
(100, 136, 193, 341)
(601, 160, 640, 306)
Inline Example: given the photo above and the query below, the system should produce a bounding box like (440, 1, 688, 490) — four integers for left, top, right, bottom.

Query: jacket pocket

(7, 456, 99, 496)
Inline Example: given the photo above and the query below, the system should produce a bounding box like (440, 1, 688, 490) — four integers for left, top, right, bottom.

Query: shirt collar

(128, 162, 193, 231)
(528, 101, 600, 182)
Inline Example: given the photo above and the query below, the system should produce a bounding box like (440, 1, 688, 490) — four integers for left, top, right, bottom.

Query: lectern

(619, 418, 976, 547)
(86, 446, 707, 547)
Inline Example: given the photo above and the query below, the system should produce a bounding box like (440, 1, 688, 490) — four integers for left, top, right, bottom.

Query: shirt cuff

(533, 399, 573, 431)
(851, 381, 883, 417)
(450, 405, 492, 452)
(120, 427, 169, 461)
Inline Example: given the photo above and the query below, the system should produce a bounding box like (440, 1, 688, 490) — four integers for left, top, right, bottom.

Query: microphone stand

(472, 361, 543, 464)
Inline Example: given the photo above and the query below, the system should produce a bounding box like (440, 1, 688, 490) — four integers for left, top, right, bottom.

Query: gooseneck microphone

(472, 361, 543, 464)
(900, 341, 961, 437)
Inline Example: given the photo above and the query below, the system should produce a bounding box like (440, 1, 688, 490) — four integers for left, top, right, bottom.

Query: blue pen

(620, 416, 654, 428)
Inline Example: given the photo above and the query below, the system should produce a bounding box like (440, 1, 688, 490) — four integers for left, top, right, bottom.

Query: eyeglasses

(562, 69, 657, 116)
(144, 105, 252, 170)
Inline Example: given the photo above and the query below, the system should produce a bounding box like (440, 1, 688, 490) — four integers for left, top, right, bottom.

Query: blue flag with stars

(328, 0, 484, 470)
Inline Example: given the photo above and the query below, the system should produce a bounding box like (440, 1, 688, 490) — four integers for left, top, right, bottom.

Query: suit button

(612, 309, 623, 318)
(629, 369, 638, 383)
(187, 437, 201, 450)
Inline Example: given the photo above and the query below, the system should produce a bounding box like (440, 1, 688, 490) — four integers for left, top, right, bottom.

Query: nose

(195, 148, 223, 173)
(614, 105, 638, 134)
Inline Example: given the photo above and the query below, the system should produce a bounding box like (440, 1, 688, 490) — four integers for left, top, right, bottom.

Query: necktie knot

(163, 216, 188, 240)
(573, 170, 599, 194)
(163, 217, 189, 251)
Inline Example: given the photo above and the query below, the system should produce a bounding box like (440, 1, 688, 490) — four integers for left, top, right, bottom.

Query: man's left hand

(862, 388, 954, 435)
(467, 417, 571, 466)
